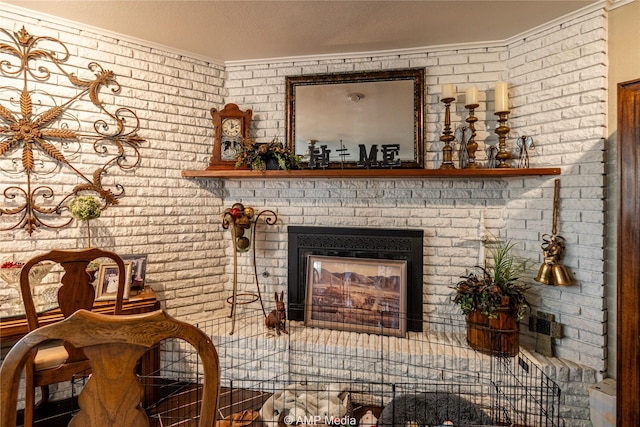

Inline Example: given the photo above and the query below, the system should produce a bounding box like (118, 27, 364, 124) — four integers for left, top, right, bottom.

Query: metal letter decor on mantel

(0, 26, 144, 234)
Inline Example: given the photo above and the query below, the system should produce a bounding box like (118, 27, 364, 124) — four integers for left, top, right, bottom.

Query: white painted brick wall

(0, 9, 229, 323)
(0, 5, 608, 426)
(221, 8, 607, 376)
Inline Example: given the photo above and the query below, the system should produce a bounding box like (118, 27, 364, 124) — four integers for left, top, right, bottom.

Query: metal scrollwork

(516, 135, 535, 168)
(0, 26, 144, 234)
(221, 203, 278, 334)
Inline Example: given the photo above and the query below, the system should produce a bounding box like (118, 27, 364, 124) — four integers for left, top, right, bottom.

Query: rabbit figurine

(265, 291, 288, 335)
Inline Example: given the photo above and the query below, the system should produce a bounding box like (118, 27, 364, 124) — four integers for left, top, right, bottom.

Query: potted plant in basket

(452, 239, 531, 356)
(235, 138, 301, 171)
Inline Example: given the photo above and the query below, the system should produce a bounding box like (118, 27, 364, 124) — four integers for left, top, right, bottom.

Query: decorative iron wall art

(0, 26, 144, 234)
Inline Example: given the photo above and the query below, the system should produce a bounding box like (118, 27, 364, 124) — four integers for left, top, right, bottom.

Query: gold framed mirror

(286, 68, 424, 169)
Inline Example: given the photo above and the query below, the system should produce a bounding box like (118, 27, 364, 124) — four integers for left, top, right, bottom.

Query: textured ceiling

(3, 1, 599, 62)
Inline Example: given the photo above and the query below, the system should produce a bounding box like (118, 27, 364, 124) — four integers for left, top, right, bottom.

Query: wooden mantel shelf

(181, 167, 561, 179)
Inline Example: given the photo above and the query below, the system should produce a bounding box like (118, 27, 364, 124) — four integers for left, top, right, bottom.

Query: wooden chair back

(20, 248, 127, 323)
(18, 248, 129, 426)
(19, 248, 127, 362)
(0, 309, 220, 427)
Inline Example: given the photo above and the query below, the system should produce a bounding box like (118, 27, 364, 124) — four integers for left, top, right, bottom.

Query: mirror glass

(286, 69, 424, 168)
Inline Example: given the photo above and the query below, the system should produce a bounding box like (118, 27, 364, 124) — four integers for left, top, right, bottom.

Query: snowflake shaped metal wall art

(0, 26, 144, 235)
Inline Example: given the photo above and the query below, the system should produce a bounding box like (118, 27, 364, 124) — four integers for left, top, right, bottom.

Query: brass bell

(535, 262, 553, 285)
(536, 180, 574, 286)
(551, 263, 572, 286)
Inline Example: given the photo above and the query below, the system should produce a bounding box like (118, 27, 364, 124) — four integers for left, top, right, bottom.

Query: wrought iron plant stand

(221, 203, 277, 334)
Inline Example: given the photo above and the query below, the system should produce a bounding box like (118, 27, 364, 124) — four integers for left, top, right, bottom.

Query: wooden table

(0, 289, 161, 405)
(0, 288, 160, 341)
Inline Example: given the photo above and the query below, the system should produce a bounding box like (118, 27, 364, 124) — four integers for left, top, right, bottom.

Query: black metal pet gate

(141, 308, 561, 427)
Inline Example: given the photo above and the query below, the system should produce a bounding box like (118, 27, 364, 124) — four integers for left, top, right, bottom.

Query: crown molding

(609, 0, 636, 10)
(223, 39, 507, 68)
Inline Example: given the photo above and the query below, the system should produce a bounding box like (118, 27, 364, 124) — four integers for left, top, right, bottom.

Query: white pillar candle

(465, 86, 479, 106)
(441, 84, 455, 100)
(495, 82, 509, 112)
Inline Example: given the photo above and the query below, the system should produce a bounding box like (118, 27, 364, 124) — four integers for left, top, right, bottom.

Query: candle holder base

(439, 161, 456, 170)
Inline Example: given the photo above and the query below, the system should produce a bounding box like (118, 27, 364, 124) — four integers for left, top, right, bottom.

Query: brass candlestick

(439, 97, 456, 169)
(494, 111, 512, 168)
(464, 103, 479, 169)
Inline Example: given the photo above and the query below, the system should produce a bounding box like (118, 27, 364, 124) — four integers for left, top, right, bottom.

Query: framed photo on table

(305, 255, 407, 337)
(121, 254, 148, 292)
(96, 261, 133, 301)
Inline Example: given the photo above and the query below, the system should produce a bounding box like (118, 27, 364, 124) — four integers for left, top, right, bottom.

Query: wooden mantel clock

(207, 103, 252, 170)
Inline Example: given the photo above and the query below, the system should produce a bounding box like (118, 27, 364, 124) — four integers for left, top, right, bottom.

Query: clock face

(221, 118, 242, 137)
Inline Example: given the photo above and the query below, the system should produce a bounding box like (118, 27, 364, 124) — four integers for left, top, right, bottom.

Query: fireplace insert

(287, 226, 423, 332)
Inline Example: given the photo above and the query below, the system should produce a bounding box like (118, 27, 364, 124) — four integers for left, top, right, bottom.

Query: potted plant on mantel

(452, 239, 531, 356)
(235, 138, 301, 171)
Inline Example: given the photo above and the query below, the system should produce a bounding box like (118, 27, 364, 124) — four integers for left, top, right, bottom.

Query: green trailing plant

(452, 239, 530, 321)
(235, 138, 301, 171)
